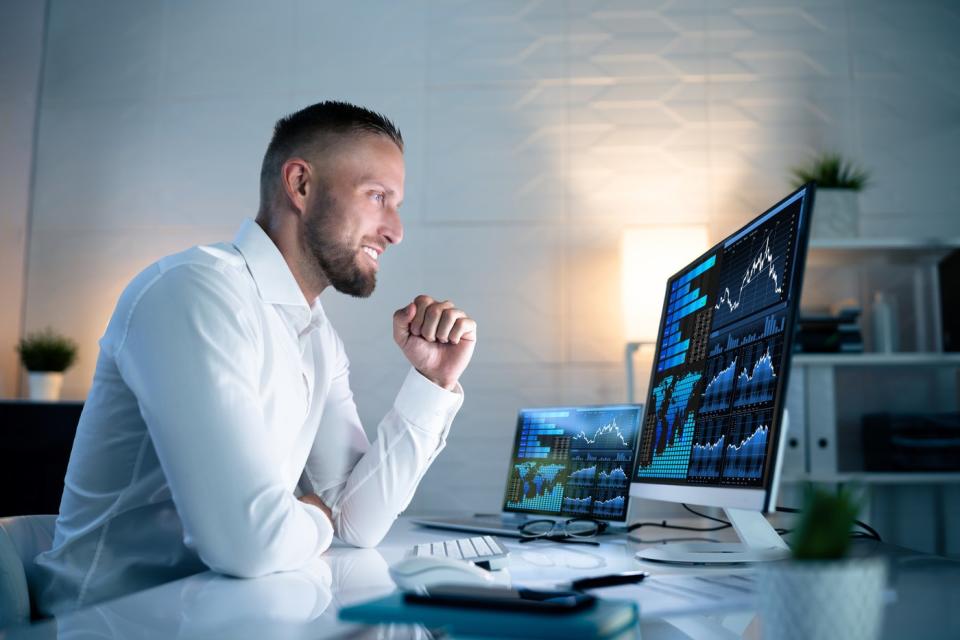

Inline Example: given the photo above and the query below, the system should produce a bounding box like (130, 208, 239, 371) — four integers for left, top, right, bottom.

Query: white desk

(5, 516, 959, 639)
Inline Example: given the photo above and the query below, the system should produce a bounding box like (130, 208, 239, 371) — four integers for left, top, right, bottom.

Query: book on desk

(339, 590, 639, 639)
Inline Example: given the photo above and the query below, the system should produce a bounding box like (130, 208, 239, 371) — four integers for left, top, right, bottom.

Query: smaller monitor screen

(501, 405, 643, 522)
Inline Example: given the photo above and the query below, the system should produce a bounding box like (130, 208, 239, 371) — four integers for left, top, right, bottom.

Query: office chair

(0, 515, 56, 627)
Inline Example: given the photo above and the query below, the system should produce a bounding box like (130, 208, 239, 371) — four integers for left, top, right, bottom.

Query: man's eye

(371, 192, 385, 203)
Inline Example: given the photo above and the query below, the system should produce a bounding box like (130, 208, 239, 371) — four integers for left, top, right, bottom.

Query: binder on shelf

(339, 591, 639, 639)
(781, 371, 808, 478)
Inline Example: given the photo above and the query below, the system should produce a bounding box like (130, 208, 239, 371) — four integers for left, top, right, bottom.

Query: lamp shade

(621, 226, 709, 343)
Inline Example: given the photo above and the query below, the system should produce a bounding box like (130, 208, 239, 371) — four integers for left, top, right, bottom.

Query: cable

(774, 506, 882, 542)
(626, 504, 732, 534)
(681, 503, 730, 525)
(625, 504, 879, 543)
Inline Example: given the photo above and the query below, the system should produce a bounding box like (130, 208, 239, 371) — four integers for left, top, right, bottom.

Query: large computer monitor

(630, 184, 815, 564)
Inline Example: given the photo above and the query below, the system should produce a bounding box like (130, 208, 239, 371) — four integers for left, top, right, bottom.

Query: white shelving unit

(781, 237, 960, 484)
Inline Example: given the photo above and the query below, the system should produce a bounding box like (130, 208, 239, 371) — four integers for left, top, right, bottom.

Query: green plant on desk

(759, 485, 887, 640)
(790, 485, 860, 560)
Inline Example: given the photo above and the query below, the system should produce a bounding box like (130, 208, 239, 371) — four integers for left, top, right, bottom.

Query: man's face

(301, 134, 405, 298)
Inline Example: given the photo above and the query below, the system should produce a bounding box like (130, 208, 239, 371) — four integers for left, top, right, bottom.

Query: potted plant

(791, 152, 870, 238)
(16, 328, 78, 401)
(758, 486, 887, 640)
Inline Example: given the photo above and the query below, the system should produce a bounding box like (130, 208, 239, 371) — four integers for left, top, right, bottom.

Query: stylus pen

(570, 571, 649, 591)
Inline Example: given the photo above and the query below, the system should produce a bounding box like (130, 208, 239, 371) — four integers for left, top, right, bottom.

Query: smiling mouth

(361, 246, 381, 265)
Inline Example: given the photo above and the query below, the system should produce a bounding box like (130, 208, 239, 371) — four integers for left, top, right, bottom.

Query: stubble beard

(302, 186, 377, 299)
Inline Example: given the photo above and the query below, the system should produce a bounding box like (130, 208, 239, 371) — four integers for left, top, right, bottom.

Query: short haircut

(259, 100, 403, 206)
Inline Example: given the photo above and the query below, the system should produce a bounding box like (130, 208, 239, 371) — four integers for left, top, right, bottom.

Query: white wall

(20, 1, 960, 523)
(0, 0, 46, 397)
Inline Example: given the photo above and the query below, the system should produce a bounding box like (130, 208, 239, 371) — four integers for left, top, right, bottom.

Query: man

(33, 101, 476, 615)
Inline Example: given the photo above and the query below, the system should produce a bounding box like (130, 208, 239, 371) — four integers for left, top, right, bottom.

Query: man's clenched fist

(393, 295, 477, 391)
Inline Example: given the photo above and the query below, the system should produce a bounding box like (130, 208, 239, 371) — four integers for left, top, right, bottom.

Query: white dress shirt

(33, 219, 462, 616)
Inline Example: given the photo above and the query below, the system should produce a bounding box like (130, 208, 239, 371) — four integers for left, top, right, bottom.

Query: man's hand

(298, 493, 333, 523)
(393, 295, 477, 391)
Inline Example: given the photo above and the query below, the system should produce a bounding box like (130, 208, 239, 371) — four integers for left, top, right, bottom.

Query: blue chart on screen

(689, 417, 726, 479)
(712, 215, 796, 330)
(734, 338, 782, 408)
(708, 311, 785, 358)
(700, 354, 737, 414)
(507, 406, 641, 520)
(723, 411, 771, 479)
(506, 462, 566, 512)
(636, 371, 702, 479)
(658, 254, 717, 372)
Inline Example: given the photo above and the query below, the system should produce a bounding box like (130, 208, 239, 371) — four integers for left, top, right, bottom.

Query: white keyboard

(411, 535, 510, 570)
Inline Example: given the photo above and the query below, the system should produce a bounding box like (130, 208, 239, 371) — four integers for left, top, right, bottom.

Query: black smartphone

(403, 585, 596, 614)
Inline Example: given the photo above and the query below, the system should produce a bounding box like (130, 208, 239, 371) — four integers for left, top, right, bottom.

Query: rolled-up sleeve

(114, 264, 333, 577)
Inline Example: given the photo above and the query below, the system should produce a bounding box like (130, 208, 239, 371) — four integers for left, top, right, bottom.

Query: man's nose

(381, 206, 403, 246)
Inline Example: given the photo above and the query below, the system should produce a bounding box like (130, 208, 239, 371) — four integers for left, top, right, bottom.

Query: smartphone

(403, 585, 596, 614)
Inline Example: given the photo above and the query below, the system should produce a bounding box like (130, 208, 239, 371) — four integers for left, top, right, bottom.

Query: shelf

(806, 237, 960, 265)
(792, 353, 960, 366)
(783, 472, 960, 485)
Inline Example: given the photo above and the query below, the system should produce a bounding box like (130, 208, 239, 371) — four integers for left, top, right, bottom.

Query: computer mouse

(389, 556, 496, 591)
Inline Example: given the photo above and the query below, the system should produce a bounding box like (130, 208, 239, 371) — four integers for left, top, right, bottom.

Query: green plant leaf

(16, 328, 78, 372)
(789, 152, 870, 190)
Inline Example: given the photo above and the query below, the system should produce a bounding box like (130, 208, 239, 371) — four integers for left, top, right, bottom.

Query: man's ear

(280, 158, 311, 216)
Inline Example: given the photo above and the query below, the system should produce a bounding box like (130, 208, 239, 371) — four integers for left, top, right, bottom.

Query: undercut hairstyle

(259, 100, 403, 207)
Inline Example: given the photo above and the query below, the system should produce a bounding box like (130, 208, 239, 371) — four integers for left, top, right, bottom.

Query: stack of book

(794, 307, 863, 353)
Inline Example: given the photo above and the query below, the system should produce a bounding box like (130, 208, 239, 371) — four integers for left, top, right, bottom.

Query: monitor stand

(636, 507, 790, 565)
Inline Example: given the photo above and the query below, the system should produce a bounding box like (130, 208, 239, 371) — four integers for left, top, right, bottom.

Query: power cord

(624, 504, 882, 543)
(774, 506, 882, 542)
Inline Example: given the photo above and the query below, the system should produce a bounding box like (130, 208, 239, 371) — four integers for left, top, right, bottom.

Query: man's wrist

(417, 368, 457, 392)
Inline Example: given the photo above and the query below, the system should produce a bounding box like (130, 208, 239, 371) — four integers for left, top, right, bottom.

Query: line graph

(722, 411, 771, 480)
(592, 495, 627, 518)
(700, 354, 738, 414)
(714, 233, 782, 315)
(688, 417, 726, 478)
(733, 338, 782, 408)
(711, 209, 797, 330)
(572, 419, 632, 449)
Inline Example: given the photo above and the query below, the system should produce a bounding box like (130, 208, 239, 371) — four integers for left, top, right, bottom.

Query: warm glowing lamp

(622, 225, 709, 402)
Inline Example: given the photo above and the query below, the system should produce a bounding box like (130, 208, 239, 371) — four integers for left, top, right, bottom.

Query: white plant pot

(758, 557, 887, 640)
(27, 372, 65, 401)
(811, 188, 860, 238)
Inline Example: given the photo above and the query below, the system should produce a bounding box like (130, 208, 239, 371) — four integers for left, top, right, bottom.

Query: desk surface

(5, 515, 960, 639)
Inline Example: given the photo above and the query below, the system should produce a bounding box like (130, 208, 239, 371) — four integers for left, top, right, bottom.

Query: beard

(302, 186, 376, 298)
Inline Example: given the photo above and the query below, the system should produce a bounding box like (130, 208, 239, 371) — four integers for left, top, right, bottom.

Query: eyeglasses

(517, 518, 608, 545)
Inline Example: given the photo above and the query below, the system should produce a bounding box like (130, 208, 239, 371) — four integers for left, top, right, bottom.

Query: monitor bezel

(629, 183, 816, 513)
(501, 403, 644, 523)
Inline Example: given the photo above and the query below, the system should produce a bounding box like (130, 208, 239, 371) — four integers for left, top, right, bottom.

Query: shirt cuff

(394, 366, 464, 432)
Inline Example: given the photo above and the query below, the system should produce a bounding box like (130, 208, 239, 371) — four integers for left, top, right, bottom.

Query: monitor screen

(502, 405, 643, 522)
(632, 185, 813, 508)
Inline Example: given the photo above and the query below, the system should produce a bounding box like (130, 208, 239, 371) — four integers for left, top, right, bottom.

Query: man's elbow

(336, 513, 391, 549)
(196, 522, 334, 578)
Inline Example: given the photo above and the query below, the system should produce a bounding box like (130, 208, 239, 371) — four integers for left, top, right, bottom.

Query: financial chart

(635, 189, 807, 488)
(504, 405, 642, 521)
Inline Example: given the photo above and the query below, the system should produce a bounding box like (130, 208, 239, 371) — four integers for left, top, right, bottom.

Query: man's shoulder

(130, 241, 249, 294)
(103, 240, 257, 350)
